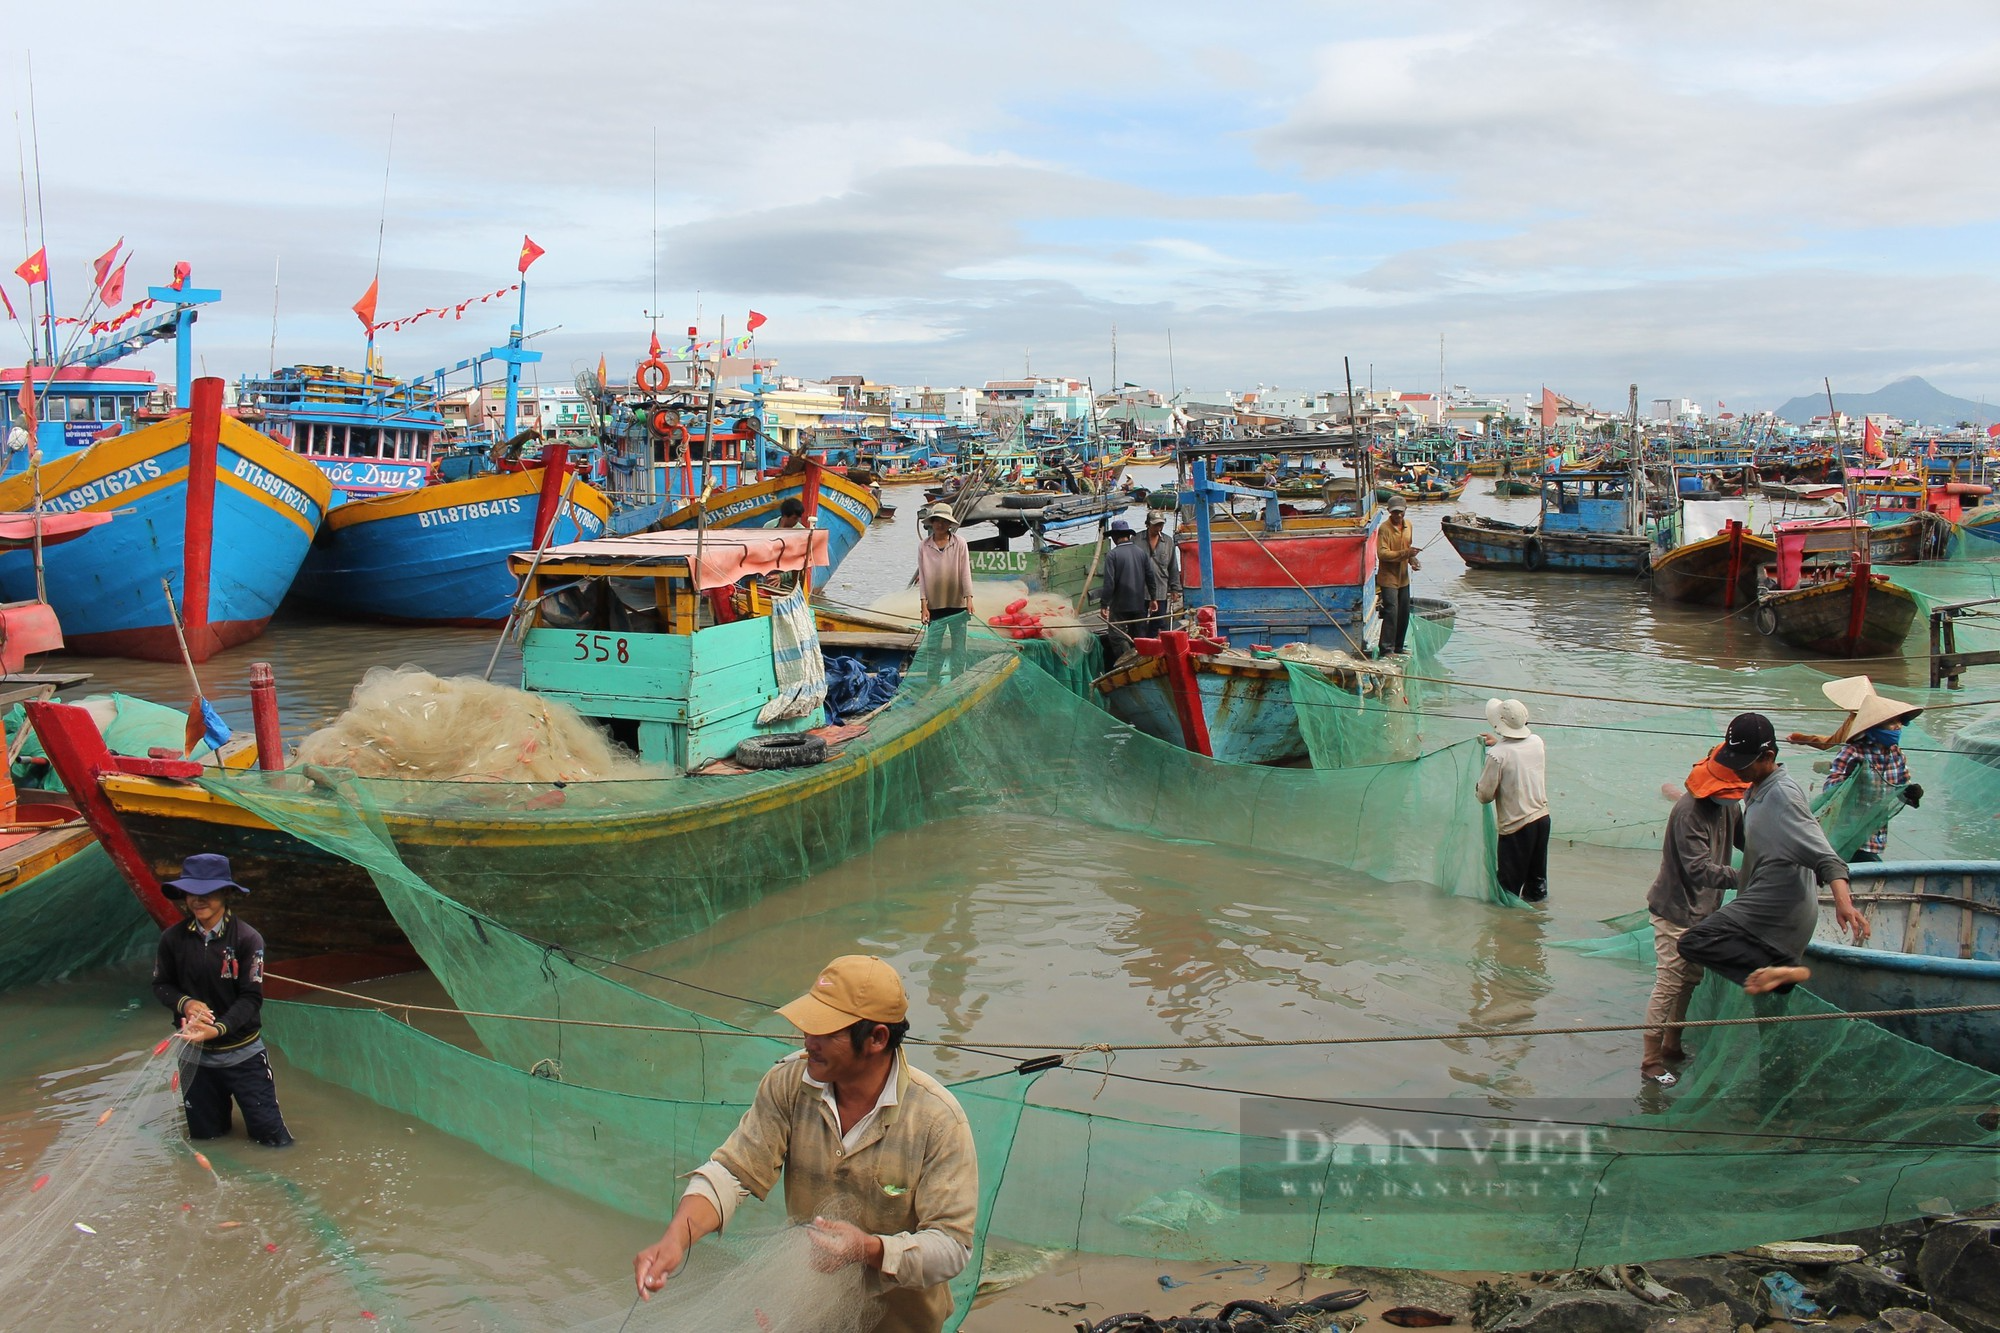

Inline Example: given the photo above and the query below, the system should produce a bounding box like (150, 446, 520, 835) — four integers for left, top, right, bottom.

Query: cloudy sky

(9, 0, 2000, 409)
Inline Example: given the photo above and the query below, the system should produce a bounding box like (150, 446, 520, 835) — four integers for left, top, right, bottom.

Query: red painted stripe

(66, 617, 272, 663)
(181, 378, 222, 655)
(1179, 534, 1369, 588)
(530, 444, 570, 547)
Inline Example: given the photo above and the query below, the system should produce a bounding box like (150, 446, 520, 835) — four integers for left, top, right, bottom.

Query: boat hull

(657, 469, 878, 587)
(1960, 505, 2000, 548)
(1806, 861, 2000, 1072)
(1441, 514, 1649, 574)
(1650, 528, 1777, 607)
(1180, 524, 1377, 653)
(1095, 652, 1305, 764)
(1755, 573, 1918, 657)
(0, 407, 330, 661)
(289, 468, 613, 626)
(70, 657, 1013, 961)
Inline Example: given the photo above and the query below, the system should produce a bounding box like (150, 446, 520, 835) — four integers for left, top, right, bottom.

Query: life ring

(652, 411, 686, 443)
(1522, 537, 1545, 571)
(636, 359, 671, 392)
(1754, 604, 1779, 636)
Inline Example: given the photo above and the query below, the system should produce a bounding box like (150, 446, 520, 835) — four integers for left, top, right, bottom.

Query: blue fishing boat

(1806, 861, 2000, 1073)
(1961, 501, 2000, 548)
(235, 364, 446, 497)
(0, 378, 330, 660)
(654, 465, 879, 591)
(1440, 470, 1650, 573)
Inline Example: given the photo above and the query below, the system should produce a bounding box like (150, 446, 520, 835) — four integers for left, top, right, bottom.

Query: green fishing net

(0, 844, 155, 992)
(176, 621, 2000, 1325)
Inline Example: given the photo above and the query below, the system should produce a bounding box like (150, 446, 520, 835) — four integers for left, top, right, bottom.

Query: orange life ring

(652, 411, 686, 442)
(636, 359, 671, 392)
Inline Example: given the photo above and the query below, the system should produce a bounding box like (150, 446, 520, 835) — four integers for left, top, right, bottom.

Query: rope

(266, 971, 2000, 1052)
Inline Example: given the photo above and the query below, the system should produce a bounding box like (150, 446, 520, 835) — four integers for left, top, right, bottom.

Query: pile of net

(294, 666, 657, 782)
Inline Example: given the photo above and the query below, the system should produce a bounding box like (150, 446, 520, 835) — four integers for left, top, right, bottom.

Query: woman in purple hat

(151, 853, 294, 1147)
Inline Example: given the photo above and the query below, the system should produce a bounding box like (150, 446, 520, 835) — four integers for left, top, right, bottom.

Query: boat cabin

(236, 366, 447, 495)
(506, 529, 830, 771)
(1768, 518, 1870, 592)
(0, 366, 161, 470)
(1540, 471, 1636, 537)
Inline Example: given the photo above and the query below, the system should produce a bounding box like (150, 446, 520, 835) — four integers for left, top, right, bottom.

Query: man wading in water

(633, 956, 977, 1333)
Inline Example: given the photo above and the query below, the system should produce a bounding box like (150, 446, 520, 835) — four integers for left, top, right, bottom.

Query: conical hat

(1820, 675, 1922, 736)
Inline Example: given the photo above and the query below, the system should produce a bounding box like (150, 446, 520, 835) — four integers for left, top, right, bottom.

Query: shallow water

(5, 471, 1991, 1329)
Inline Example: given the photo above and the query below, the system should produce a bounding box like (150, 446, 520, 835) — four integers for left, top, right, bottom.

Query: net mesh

(0, 843, 156, 992)
(171, 616, 2000, 1328)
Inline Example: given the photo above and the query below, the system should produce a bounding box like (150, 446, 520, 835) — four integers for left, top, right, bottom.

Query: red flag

(170, 261, 192, 291)
(648, 330, 662, 358)
(91, 238, 124, 293)
(745, 310, 768, 332)
(14, 248, 47, 285)
(352, 277, 380, 331)
(1987, 423, 2000, 439)
(1863, 417, 1885, 460)
(16, 374, 36, 437)
(596, 353, 608, 386)
(0, 283, 14, 321)
(517, 235, 546, 273)
(100, 259, 128, 307)
(1539, 387, 1558, 431)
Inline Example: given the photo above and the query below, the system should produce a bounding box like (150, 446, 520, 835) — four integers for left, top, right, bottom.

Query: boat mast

(1627, 382, 1641, 535)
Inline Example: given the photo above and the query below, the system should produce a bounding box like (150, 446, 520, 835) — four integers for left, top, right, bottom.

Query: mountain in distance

(1772, 376, 1999, 427)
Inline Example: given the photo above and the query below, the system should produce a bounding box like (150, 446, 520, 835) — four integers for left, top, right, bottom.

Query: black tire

(999, 493, 1057, 509)
(1522, 537, 1545, 571)
(1754, 605, 1779, 636)
(733, 732, 828, 770)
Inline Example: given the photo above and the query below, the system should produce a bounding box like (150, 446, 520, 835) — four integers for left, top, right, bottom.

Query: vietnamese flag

(1862, 417, 1885, 459)
(91, 238, 124, 294)
(14, 248, 47, 285)
(1539, 387, 1558, 431)
(100, 259, 129, 306)
(0, 283, 14, 321)
(16, 374, 35, 436)
(352, 277, 380, 331)
(745, 310, 768, 332)
(517, 235, 545, 273)
(170, 261, 191, 291)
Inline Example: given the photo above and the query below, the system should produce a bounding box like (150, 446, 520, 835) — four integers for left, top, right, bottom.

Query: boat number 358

(573, 633, 631, 663)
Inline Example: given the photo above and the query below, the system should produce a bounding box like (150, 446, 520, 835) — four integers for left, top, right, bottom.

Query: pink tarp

(516, 529, 830, 590)
(0, 511, 113, 550)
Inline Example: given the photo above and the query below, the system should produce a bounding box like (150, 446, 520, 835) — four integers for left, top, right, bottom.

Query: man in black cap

(1094, 520, 1165, 660)
(1674, 714, 1869, 995)
(151, 853, 294, 1147)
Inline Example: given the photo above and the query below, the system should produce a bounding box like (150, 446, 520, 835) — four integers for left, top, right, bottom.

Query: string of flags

(357, 282, 521, 335)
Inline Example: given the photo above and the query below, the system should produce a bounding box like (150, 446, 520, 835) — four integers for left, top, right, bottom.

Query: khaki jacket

(1377, 518, 1415, 589)
(712, 1053, 978, 1333)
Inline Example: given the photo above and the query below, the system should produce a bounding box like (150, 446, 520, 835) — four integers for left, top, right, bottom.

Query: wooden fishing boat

(1650, 520, 1776, 608)
(1441, 471, 1649, 573)
(1492, 478, 1539, 498)
(1752, 519, 1918, 657)
(1096, 641, 1311, 764)
(656, 463, 881, 589)
(1962, 502, 2000, 549)
(1467, 452, 1539, 478)
(27, 530, 1012, 964)
(1805, 861, 1999, 1073)
(1376, 465, 1466, 503)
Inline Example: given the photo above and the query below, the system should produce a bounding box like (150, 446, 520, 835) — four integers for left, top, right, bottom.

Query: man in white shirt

(1476, 697, 1551, 902)
(632, 955, 977, 1333)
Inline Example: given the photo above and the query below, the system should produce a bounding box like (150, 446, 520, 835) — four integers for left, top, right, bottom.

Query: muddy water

(0, 471, 1939, 1329)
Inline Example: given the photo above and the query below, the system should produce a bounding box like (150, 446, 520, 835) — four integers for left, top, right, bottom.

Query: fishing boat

(288, 448, 612, 626)
(654, 462, 880, 590)
(235, 364, 447, 498)
(1961, 501, 2000, 549)
(0, 379, 331, 660)
(1466, 452, 1539, 478)
(1493, 477, 1539, 498)
(1752, 518, 1919, 658)
(1441, 471, 1650, 574)
(1649, 501, 1778, 608)
(1846, 472, 1962, 563)
(1805, 861, 1999, 1073)
(26, 529, 1014, 964)
(1376, 464, 1466, 503)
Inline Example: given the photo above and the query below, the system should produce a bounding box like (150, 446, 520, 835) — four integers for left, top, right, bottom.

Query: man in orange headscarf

(1639, 747, 1749, 1085)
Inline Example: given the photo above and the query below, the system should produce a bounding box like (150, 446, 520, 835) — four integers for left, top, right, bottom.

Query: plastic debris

(1760, 1272, 1821, 1320)
(1159, 1275, 1189, 1289)
(73, 1222, 95, 1235)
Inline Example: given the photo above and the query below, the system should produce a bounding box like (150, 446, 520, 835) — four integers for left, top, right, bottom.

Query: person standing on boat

(150, 854, 294, 1148)
(633, 956, 977, 1333)
(1375, 496, 1418, 656)
(1140, 512, 1181, 637)
(1675, 713, 1870, 995)
(1641, 749, 1748, 1085)
(763, 497, 812, 596)
(1095, 520, 1164, 660)
(915, 503, 974, 681)
(1789, 677, 1922, 863)
(1476, 698, 1550, 902)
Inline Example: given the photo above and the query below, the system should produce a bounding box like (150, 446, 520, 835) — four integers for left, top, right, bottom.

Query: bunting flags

(91, 239, 124, 295)
(359, 283, 521, 334)
(745, 310, 767, 332)
(353, 277, 380, 332)
(517, 235, 545, 273)
(14, 248, 47, 285)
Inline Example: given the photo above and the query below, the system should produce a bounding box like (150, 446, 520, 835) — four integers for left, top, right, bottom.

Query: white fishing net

(295, 666, 659, 782)
(569, 1224, 880, 1333)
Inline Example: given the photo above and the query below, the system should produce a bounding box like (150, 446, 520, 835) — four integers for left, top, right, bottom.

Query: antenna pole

(268, 254, 281, 374)
(26, 54, 53, 363)
(366, 115, 395, 372)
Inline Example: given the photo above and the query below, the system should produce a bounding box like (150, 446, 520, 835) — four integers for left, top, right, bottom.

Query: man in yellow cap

(632, 955, 977, 1332)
